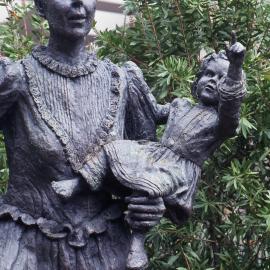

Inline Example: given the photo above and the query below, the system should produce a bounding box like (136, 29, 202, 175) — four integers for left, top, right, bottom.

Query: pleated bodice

(28, 56, 112, 164)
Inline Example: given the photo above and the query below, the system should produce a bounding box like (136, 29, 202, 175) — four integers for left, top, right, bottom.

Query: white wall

(93, 10, 125, 33)
(0, 0, 22, 22)
(0, 8, 7, 22)
(96, 0, 126, 32)
(0, 2, 12, 21)
(100, 0, 123, 3)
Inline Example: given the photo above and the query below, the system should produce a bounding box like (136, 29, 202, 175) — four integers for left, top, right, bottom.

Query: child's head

(192, 52, 229, 105)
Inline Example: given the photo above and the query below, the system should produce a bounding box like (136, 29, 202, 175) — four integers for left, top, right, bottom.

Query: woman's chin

(53, 26, 91, 40)
(67, 28, 91, 39)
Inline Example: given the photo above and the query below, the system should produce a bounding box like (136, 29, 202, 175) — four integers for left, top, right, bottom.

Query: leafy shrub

(0, 0, 270, 269)
(97, 1, 270, 269)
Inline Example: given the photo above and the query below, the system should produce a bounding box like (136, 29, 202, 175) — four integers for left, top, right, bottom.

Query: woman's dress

(0, 47, 190, 270)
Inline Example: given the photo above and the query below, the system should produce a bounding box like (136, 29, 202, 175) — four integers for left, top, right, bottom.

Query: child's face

(196, 58, 229, 105)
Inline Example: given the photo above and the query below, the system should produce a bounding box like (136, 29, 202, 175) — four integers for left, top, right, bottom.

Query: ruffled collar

(23, 55, 122, 174)
(32, 45, 98, 78)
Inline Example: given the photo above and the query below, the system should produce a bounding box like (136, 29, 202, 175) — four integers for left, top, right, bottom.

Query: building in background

(95, 0, 125, 31)
(0, 0, 125, 35)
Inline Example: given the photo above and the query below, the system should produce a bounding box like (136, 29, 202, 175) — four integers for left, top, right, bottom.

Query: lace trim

(22, 56, 121, 173)
(0, 200, 123, 247)
(32, 45, 98, 78)
(218, 76, 246, 101)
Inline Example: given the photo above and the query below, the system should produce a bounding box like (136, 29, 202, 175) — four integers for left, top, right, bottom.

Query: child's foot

(51, 178, 80, 199)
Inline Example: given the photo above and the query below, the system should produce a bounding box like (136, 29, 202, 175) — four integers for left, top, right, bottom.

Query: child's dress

(82, 75, 246, 217)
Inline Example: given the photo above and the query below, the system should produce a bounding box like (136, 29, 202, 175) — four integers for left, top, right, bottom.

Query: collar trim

(32, 45, 98, 78)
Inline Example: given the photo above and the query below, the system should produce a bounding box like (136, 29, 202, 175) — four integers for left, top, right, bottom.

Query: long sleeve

(122, 62, 199, 225)
(123, 61, 170, 141)
(217, 76, 246, 138)
(0, 57, 21, 122)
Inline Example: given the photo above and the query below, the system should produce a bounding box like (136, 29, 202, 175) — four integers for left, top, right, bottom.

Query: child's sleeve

(123, 61, 170, 141)
(217, 76, 246, 138)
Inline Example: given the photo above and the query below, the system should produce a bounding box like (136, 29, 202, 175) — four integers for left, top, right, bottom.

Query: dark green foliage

(0, 0, 270, 269)
(0, 0, 48, 59)
(97, 0, 270, 269)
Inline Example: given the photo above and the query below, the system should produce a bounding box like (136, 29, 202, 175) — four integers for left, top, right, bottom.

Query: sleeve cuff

(218, 76, 246, 101)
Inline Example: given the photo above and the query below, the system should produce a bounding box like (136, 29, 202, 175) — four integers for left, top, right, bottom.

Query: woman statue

(0, 0, 246, 269)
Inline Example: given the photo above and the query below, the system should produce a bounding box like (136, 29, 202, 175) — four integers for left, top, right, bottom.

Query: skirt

(0, 218, 130, 270)
(104, 140, 201, 199)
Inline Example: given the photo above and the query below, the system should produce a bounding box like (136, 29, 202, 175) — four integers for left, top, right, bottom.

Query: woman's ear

(34, 0, 46, 18)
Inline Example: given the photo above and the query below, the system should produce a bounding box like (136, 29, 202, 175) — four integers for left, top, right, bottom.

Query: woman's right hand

(125, 196, 165, 231)
(0, 57, 16, 88)
(0, 57, 9, 85)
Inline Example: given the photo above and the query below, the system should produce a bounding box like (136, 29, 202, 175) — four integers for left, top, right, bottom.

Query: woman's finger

(127, 212, 163, 221)
(130, 221, 160, 229)
(125, 196, 163, 205)
(128, 204, 166, 214)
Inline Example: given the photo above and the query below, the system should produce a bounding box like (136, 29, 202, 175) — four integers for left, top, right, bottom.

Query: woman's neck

(47, 33, 88, 66)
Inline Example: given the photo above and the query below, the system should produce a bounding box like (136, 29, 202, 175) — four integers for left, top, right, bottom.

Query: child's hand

(225, 31, 246, 68)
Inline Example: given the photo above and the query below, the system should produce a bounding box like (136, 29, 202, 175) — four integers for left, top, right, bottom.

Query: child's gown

(82, 75, 245, 204)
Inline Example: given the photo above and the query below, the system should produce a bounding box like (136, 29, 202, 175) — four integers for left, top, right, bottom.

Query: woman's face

(42, 0, 96, 39)
(196, 58, 229, 105)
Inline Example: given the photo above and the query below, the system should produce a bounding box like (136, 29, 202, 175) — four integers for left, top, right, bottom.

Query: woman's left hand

(125, 196, 165, 231)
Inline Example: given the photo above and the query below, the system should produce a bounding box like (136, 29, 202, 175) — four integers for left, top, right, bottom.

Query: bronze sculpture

(0, 0, 246, 269)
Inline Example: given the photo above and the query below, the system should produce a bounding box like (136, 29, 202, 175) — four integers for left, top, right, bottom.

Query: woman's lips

(68, 15, 87, 24)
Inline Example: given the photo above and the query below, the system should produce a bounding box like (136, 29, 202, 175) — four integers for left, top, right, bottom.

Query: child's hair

(191, 52, 228, 99)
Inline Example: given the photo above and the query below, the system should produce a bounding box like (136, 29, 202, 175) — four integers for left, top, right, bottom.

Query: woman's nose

(71, 0, 83, 8)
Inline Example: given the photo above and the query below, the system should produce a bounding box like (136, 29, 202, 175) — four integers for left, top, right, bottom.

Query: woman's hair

(34, 0, 47, 18)
(191, 52, 228, 99)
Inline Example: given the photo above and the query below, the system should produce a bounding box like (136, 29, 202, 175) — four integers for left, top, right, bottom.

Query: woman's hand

(0, 57, 11, 86)
(125, 196, 165, 231)
(0, 57, 20, 89)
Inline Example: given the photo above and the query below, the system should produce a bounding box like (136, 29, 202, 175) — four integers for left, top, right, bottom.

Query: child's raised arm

(218, 33, 246, 138)
(226, 32, 246, 82)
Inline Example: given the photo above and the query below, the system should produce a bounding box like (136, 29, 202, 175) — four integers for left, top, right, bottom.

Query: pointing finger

(231, 31, 237, 45)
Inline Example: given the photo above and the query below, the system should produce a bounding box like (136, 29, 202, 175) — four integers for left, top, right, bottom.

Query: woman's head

(34, 0, 96, 40)
(192, 52, 229, 106)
